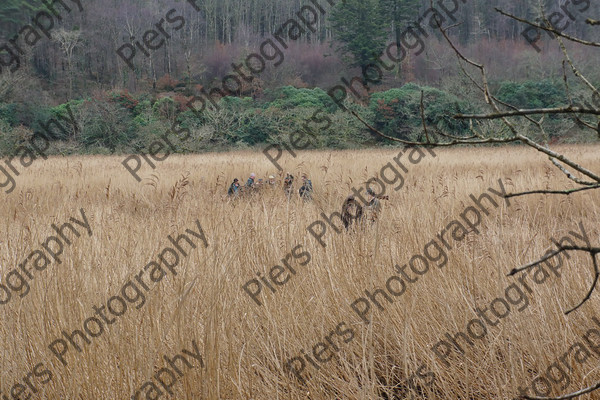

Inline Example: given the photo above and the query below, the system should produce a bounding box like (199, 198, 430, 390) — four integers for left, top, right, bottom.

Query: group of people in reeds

(341, 190, 389, 229)
(227, 172, 388, 229)
(227, 172, 313, 200)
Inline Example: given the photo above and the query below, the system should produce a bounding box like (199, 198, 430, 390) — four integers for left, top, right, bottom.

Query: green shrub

(369, 84, 475, 141)
(262, 86, 337, 112)
(131, 120, 172, 152)
(0, 103, 18, 126)
(78, 99, 137, 152)
(152, 97, 177, 120)
(16, 103, 52, 130)
(0, 119, 18, 156)
(235, 109, 273, 144)
(495, 80, 566, 109)
(132, 100, 157, 128)
(220, 96, 254, 111)
(28, 100, 84, 141)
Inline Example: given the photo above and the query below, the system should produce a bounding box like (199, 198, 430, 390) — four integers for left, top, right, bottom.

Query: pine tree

(379, 0, 421, 45)
(329, 0, 387, 70)
(379, 0, 421, 76)
(0, 0, 40, 36)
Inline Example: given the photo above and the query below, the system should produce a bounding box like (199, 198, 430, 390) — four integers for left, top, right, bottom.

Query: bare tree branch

(401, 2, 600, 398)
(516, 134, 600, 181)
(564, 253, 599, 314)
(561, 61, 599, 132)
(433, 127, 478, 141)
(522, 380, 600, 400)
(494, 8, 600, 47)
(456, 106, 600, 119)
(552, 28, 599, 95)
(354, 102, 600, 184)
(508, 246, 600, 315)
(504, 184, 600, 199)
(430, 12, 600, 184)
(349, 109, 518, 146)
(549, 157, 598, 186)
(509, 247, 600, 276)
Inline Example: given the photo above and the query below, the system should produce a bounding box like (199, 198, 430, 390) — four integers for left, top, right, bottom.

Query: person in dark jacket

(299, 174, 313, 200)
(228, 178, 241, 197)
(246, 173, 256, 189)
(341, 195, 364, 229)
(283, 173, 294, 197)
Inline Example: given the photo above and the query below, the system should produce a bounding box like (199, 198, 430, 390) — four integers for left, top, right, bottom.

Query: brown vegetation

(1, 146, 599, 399)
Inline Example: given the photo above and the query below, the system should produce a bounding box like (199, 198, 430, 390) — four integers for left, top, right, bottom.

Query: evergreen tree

(380, 0, 421, 46)
(0, 0, 40, 35)
(379, 0, 421, 76)
(329, 0, 387, 70)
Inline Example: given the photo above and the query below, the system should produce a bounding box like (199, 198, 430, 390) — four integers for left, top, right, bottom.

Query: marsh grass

(1, 145, 599, 399)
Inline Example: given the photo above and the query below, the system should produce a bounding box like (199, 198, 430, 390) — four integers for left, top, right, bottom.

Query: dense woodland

(0, 0, 599, 154)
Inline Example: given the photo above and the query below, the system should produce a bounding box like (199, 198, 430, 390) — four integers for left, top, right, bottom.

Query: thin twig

(508, 246, 600, 276)
(504, 185, 600, 199)
(558, 59, 594, 132)
(495, 8, 600, 47)
(456, 106, 600, 119)
(522, 380, 600, 399)
(509, 247, 600, 315)
(553, 27, 598, 94)
(434, 127, 477, 140)
(350, 109, 517, 146)
(549, 158, 598, 186)
(565, 253, 599, 314)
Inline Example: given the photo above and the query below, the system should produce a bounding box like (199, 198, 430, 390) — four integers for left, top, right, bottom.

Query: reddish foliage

(157, 74, 180, 91)
(107, 90, 138, 110)
(376, 99, 396, 119)
(173, 94, 192, 112)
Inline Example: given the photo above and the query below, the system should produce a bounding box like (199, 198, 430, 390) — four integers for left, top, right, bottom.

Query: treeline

(1, 0, 599, 104)
(1, 80, 594, 156)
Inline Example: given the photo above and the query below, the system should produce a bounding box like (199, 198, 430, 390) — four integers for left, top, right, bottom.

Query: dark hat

(233, 178, 239, 182)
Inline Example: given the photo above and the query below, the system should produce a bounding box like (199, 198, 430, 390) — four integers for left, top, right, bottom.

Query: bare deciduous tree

(350, 3, 600, 398)
(54, 28, 83, 99)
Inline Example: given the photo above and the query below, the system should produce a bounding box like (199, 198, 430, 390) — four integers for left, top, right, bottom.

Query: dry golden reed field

(1, 145, 600, 400)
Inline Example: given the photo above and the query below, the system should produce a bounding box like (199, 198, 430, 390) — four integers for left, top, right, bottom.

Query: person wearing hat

(264, 175, 277, 194)
(366, 187, 389, 223)
(228, 178, 241, 197)
(246, 173, 256, 189)
(299, 173, 313, 200)
(283, 173, 294, 197)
